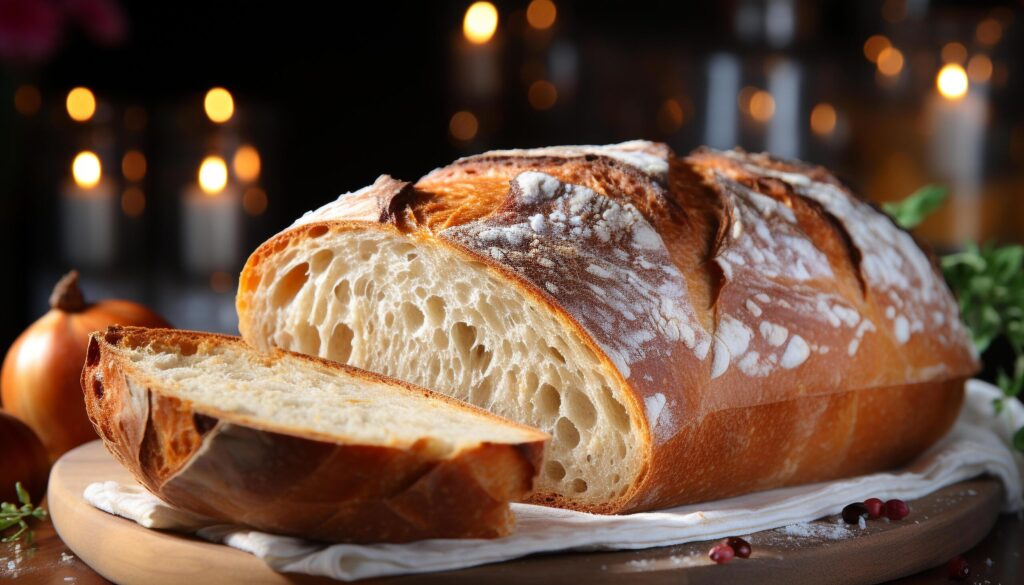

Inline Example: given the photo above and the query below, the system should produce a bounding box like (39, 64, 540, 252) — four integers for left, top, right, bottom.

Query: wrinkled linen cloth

(85, 380, 1023, 581)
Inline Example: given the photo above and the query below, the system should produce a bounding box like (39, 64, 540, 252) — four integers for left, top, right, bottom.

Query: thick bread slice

(81, 326, 547, 542)
(236, 142, 978, 513)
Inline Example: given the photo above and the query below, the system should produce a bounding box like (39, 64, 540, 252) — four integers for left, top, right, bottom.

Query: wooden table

(2, 504, 1021, 584)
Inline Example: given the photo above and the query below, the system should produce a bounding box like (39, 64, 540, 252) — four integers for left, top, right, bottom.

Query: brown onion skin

(1, 273, 169, 460)
(0, 410, 51, 503)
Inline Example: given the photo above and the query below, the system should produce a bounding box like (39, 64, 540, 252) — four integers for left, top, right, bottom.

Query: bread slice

(236, 143, 977, 513)
(81, 326, 547, 543)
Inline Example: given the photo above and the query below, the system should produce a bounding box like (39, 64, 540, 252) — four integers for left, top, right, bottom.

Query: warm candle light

(72, 152, 102, 188)
(940, 42, 967, 64)
(526, 0, 557, 30)
(810, 103, 837, 136)
(449, 110, 479, 141)
(232, 145, 261, 182)
(967, 55, 993, 83)
(121, 187, 145, 217)
(863, 35, 891, 63)
(976, 18, 1002, 46)
(749, 90, 775, 122)
(198, 156, 229, 195)
(527, 80, 558, 110)
(876, 47, 904, 76)
(243, 186, 268, 216)
(937, 64, 969, 100)
(463, 2, 498, 44)
(66, 87, 96, 122)
(204, 88, 234, 123)
(657, 99, 685, 133)
(121, 150, 146, 181)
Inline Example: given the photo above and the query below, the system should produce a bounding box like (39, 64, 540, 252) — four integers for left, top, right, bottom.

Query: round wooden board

(50, 441, 1004, 585)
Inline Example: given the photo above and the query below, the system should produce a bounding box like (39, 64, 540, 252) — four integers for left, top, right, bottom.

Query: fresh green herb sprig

(1, 483, 48, 546)
(941, 242, 1024, 419)
(883, 184, 949, 230)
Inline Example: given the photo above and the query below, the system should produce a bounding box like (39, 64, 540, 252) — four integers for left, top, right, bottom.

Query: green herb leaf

(883, 184, 949, 229)
(0, 483, 47, 545)
(15, 482, 30, 507)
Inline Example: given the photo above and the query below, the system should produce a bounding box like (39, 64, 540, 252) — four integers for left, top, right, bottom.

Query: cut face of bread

(240, 228, 645, 510)
(83, 326, 547, 542)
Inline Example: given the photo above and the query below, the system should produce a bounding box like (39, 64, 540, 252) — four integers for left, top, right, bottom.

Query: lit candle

(926, 63, 987, 241)
(182, 156, 240, 273)
(62, 151, 116, 267)
(455, 2, 500, 100)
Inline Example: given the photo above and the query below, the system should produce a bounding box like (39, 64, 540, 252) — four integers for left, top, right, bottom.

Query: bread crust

(237, 143, 978, 514)
(82, 326, 546, 542)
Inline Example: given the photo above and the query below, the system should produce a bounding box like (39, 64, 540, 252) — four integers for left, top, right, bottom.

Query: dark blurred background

(1, 0, 1022, 353)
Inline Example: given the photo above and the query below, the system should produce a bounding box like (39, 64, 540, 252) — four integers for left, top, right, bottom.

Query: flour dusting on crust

(720, 151, 966, 352)
(442, 171, 709, 383)
(460, 141, 670, 182)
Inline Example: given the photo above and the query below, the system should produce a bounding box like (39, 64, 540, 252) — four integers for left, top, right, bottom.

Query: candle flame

(198, 156, 228, 195)
(463, 2, 498, 44)
(204, 88, 234, 124)
(937, 64, 969, 100)
(72, 151, 102, 188)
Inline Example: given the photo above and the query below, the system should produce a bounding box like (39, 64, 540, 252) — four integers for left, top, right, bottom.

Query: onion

(1, 271, 170, 460)
(0, 410, 50, 503)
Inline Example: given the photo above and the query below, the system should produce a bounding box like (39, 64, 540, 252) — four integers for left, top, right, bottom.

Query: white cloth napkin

(84, 380, 1024, 582)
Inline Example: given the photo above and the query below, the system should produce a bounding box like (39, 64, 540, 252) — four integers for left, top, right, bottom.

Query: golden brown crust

(81, 326, 546, 542)
(236, 143, 978, 514)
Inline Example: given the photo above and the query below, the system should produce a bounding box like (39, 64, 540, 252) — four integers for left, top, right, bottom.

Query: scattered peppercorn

(709, 543, 735, 565)
(863, 497, 885, 519)
(724, 536, 751, 559)
(945, 555, 970, 580)
(884, 499, 910, 521)
(842, 502, 870, 524)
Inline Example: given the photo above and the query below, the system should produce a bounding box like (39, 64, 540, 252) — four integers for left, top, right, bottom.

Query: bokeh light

(233, 145, 261, 182)
(937, 64, 969, 100)
(449, 111, 479, 141)
(204, 88, 235, 123)
(526, 0, 557, 30)
(810, 103, 837, 136)
(66, 87, 96, 122)
(463, 2, 498, 44)
(72, 152, 102, 188)
(198, 156, 229, 195)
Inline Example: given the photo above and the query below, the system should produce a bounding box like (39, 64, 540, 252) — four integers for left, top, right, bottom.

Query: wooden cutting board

(49, 441, 1003, 585)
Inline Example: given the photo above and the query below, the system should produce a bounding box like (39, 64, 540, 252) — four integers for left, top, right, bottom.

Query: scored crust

(81, 326, 546, 542)
(236, 142, 978, 513)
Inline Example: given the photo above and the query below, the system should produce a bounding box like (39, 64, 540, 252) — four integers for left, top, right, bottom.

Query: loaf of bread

(236, 142, 978, 514)
(81, 326, 547, 542)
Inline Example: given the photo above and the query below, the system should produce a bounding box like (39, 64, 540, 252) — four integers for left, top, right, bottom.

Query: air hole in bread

(384, 312, 395, 327)
(401, 302, 425, 331)
(469, 344, 492, 371)
(92, 375, 104, 400)
(334, 280, 351, 307)
(547, 345, 567, 364)
(555, 417, 580, 448)
(354, 276, 370, 297)
(544, 460, 566, 481)
(536, 383, 560, 418)
(414, 286, 427, 299)
(273, 263, 309, 308)
(86, 337, 101, 368)
(327, 323, 354, 363)
(306, 225, 329, 238)
(310, 249, 334, 273)
(425, 296, 446, 325)
(565, 391, 597, 429)
(178, 340, 199, 357)
(451, 322, 477, 356)
(571, 479, 588, 493)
